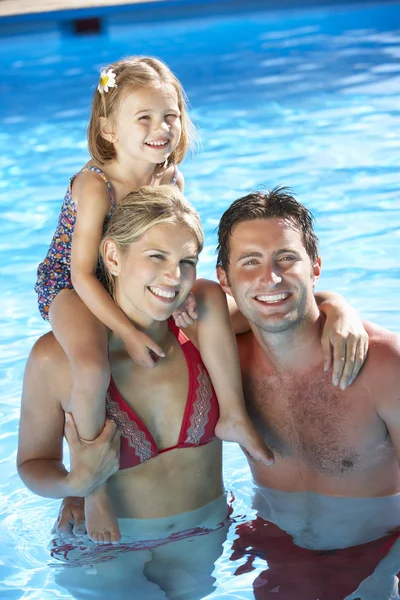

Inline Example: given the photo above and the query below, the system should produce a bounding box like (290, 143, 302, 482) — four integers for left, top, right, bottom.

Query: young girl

(34, 56, 272, 545)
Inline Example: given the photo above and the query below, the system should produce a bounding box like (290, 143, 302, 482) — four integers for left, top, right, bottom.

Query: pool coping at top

(1, 0, 399, 37)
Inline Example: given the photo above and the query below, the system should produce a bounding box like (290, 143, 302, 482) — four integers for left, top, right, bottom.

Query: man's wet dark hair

(216, 186, 319, 272)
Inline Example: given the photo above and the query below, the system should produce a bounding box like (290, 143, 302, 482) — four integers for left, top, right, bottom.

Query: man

(216, 187, 400, 597)
(216, 186, 400, 499)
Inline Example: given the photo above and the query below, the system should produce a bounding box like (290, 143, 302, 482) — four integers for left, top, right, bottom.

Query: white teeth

(146, 140, 168, 147)
(149, 286, 176, 299)
(256, 293, 289, 303)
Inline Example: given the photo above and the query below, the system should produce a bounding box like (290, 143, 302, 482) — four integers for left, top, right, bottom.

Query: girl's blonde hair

(100, 185, 203, 298)
(88, 56, 196, 165)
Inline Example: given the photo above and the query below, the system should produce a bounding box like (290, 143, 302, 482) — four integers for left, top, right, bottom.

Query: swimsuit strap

(171, 165, 179, 186)
(78, 165, 115, 209)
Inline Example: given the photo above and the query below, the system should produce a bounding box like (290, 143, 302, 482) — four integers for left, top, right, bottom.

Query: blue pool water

(1, 2, 400, 598)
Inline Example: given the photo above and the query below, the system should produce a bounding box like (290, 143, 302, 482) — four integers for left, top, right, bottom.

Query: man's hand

(344, 573, 399, 599)
(65, 413, 120, 497)
(51, 497, 86, 538)
(321, 307, 369, 390)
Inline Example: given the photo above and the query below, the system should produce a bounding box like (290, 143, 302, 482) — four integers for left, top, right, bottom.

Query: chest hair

(243, 371, 380, 475)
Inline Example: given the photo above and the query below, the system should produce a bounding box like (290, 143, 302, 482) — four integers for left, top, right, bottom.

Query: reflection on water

(230, 485, 400, 599)
(48, 494, 231, 600)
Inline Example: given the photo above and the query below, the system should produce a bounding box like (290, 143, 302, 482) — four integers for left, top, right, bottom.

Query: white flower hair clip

(97, 69, 117, 94)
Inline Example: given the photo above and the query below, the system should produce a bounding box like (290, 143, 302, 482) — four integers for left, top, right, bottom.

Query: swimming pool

(1, 1, 400, 598)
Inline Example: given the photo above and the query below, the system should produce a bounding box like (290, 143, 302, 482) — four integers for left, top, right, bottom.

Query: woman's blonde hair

(100, 185, 203, 298)
(88, 56, 196, 165)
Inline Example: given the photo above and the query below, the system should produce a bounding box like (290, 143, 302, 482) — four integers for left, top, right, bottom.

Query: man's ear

(216, 265, 233, 297)
(99, 116, 117, 144)
(103, 240, 121, 276)
(312, 256, 322, 287)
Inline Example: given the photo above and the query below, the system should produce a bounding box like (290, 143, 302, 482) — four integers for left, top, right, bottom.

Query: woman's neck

(109, 318, 171, 352)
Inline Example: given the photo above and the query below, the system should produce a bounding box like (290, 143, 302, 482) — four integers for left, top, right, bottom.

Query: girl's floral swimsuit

(34, 165, 178, 321)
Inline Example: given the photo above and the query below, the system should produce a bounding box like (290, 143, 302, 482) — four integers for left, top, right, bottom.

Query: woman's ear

(99, 116, 117, 144)
(103, 240, 121, 276)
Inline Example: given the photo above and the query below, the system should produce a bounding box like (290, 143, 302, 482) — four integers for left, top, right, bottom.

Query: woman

(18, 185, 231, 598)
(17, 185, 367, 598)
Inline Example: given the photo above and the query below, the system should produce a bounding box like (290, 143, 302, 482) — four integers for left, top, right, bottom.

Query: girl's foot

(215, 416, 274, 466)
(85, 486, 121, 544)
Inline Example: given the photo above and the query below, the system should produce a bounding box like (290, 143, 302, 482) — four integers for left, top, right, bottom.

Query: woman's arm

(17, 335, 120, 498)
(70, 173, 164, 367)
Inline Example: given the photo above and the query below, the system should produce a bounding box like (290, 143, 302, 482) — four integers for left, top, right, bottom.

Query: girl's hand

(321, 307, 369, 390)
(123, 328, 166, 368)
(173, 292, 198, 329)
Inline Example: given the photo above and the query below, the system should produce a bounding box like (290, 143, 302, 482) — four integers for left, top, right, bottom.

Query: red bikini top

(106, 320, 219, 470)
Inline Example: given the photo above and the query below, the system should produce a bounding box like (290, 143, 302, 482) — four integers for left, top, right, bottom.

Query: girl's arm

(191, 279, 245, 411)
(188, 278, 274, 463)
(315, 290, 369, 389)
(70, 173, 164, 367)
(17, 336, 120, 498)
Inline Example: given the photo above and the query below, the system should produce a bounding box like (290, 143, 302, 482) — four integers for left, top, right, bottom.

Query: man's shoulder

(362, 320, 400, 386)
(364, 320, 400, 359)
(236, 330, 266, 375)
(236, 330, 256, 352)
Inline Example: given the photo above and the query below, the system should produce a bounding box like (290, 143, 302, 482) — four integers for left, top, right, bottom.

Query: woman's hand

(321, 304, 369, 390)
(65, 413, 120, 497)
(122, 327, 166, 368)
(173, 292, 198, 329)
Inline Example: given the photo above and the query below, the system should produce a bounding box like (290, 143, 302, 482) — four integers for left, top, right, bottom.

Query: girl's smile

(109, 87, 182, 165)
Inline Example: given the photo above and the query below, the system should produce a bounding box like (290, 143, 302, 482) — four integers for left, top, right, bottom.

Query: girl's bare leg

(50, 289, 120, 544)
(194, 281, 274, 466)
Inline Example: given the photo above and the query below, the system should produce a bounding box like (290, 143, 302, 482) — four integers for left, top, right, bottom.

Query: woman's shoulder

(25, 332, 71, 400)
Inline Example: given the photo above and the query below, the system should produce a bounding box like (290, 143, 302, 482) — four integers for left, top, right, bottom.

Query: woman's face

(112, 222, 199, 326)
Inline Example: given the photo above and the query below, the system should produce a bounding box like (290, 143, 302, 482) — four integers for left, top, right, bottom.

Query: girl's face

(109, 222, 198, 327)
(106, 86, 182, 166)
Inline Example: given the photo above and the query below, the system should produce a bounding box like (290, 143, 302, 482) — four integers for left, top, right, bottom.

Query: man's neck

(250, 306, 324, 373)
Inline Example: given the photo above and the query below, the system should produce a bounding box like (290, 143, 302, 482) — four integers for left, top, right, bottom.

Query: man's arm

(17, 334, 120, 499)
(370, 327, 400, 460)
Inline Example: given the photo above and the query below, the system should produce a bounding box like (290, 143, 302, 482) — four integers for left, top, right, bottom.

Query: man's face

(217, 218, 321, 333)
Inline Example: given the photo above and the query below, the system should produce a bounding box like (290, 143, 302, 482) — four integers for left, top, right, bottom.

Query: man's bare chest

(242, 371, 390, 476)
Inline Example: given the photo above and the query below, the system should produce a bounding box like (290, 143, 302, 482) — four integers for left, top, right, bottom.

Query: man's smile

(254, 292, 292, 305)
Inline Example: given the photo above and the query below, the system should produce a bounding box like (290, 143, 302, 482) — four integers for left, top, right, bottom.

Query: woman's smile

(148, 285, 180, 303)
